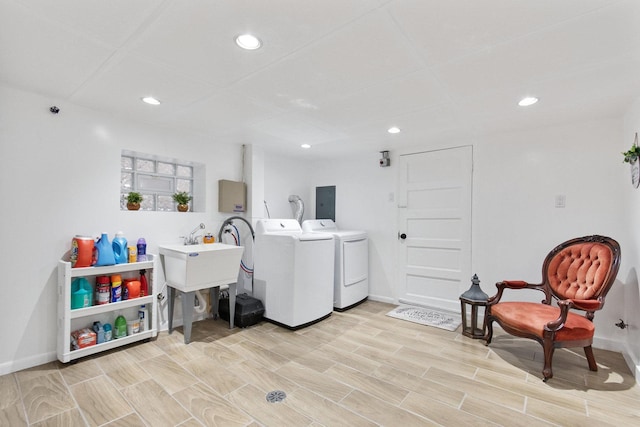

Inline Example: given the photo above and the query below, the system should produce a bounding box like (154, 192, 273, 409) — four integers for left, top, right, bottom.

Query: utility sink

(159, 242, 245, 343)
(158, 243, 244, 292)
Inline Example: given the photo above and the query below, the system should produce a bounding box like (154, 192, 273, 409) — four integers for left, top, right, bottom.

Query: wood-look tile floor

(1, 300, 639, 426)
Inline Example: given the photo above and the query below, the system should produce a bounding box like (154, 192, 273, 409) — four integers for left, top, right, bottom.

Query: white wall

(262, 151, 313, 222)
(622, 96, 640, 378)
(0, 85, 244, 374)
(308, 153, 397, 302)
(472, 119, 628, 352)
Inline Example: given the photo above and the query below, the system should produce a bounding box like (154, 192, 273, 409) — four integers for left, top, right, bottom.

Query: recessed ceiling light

(235, 34, 262, 50)
(518, 97, 538, 107)
(141, 96, 161, 105)
(388, 126, 401, 134)
(301, 144, 311, 149)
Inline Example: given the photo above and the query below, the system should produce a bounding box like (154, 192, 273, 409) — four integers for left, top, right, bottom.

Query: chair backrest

(542, 235, 621, 304)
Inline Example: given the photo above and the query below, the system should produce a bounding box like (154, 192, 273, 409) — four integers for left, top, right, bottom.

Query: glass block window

(121, 151, 200, 212)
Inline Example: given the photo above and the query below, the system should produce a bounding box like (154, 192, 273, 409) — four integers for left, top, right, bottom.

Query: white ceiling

(2, 0, 639, 158)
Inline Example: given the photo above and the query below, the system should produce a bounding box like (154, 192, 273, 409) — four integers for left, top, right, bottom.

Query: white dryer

(253, 219, 335, 329)
(302, 219, 368, 311)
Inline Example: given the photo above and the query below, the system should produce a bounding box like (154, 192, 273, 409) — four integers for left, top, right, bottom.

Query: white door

(397, 146, 472, 312)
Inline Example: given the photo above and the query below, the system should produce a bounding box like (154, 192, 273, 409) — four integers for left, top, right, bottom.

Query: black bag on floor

(219, 293, 264, 328)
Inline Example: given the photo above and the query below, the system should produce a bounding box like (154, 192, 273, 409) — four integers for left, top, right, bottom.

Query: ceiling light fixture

(518, 97, 538, 107)
(141, 96, 161, 105)
(235, 34, 262, 50)
(388, 126, 401, 134)
(301, 144, 311, 149)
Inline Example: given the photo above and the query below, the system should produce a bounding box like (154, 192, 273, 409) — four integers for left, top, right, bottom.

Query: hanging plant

(622, 145, 640, 163)
(625, 133, 640, 188)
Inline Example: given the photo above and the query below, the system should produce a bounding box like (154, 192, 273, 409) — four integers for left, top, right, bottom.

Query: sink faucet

(183, 223, 205, 245)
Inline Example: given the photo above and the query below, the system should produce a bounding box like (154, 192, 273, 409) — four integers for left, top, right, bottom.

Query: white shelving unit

(57, 254, 158, 363)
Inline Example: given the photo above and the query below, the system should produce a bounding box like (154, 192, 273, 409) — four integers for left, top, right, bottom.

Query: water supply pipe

(288, 195, 304, 224)
(217, 216, 255, 243)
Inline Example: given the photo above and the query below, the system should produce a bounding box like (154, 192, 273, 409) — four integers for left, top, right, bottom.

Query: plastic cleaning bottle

(103, 323, 113, 341)
(139, 269, 148, 297)
(70, 236, 95, 268)
(92, 321, 105, 344)
(112, 232, 128, 264)
(114, 315, 127, 339)
(138, 305, 149, 332)
(71, 277, 93, 309)
(95, 233, 116, 266)
(137, 238, 147, 262)
(110, 274, 122, 303)
(128, 246, 137, 263)
(125, 279, 140, 299)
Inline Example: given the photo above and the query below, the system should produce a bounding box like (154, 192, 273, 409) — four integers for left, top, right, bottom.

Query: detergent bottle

(92, 321, 105, 344)
(71, 277, 93, 309)
(94, 233, 116, 266)
(112, 232, 128, 264)
(136, 238, 147, 262)
(70, 236, 95, 268)
(114, 315, 127, 339)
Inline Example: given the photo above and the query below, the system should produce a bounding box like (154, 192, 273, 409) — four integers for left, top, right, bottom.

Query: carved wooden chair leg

(584, 345, 598, 371)
(542, 342, 554, 382)
(484, 318, 494, 345)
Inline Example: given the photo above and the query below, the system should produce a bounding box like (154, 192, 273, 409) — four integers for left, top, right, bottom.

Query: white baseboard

(398, 297, 459, 313)
(367, 294, 395, 305)
(157, 311, 210, 332)
(0, 351, 57, 376)
(592, 336, 624, 353)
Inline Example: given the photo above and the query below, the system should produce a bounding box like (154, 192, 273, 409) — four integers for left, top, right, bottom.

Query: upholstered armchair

(484, 235, 621, 381)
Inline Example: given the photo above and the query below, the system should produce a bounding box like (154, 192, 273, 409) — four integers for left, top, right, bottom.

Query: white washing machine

(253, 219, 335, 329)
(302, 219, 368, 311)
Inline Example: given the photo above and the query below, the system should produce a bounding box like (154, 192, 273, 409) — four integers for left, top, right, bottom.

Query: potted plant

(172, 191, 192, 212)
(126, 192, 143, 210)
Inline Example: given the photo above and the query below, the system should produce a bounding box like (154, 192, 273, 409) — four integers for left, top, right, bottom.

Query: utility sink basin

(159, 243, 244, 292)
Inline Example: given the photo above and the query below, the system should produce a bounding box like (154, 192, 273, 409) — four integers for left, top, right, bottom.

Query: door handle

(398, 232, 407, 240)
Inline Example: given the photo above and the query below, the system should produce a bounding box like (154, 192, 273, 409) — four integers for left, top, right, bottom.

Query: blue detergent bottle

(112, 231, 128, 264)
(95, 233, 116, 266)
(92, 321, 105, 344)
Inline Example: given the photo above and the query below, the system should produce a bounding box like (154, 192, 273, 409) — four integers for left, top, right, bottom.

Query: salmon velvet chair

(484, 235, 621, 381)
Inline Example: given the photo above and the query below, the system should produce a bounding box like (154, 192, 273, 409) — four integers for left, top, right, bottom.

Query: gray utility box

(218, 179, 246, 213)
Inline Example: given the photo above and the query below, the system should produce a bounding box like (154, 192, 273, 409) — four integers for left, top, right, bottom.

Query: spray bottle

(139, 269, 148, 297)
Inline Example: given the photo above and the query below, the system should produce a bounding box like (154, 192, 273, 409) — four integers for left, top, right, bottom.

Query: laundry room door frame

(397, 145, 473, 313)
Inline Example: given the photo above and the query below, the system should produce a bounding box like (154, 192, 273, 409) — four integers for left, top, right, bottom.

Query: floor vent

(266, 390, 287, 403)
